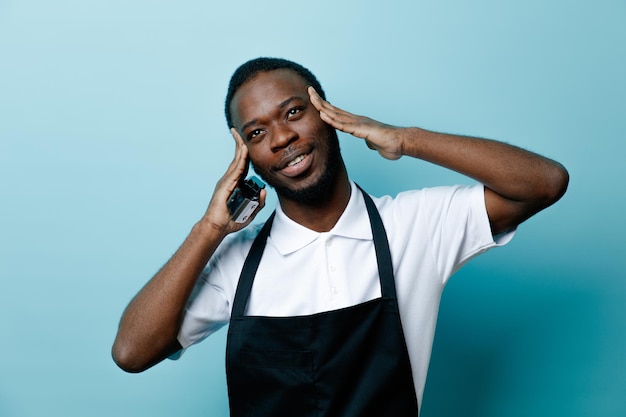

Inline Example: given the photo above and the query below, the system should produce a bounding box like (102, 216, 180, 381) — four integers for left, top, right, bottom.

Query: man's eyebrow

(241, 118, 258, 133)
(240, 96, 304, 132)
(278, 96, 299, 110)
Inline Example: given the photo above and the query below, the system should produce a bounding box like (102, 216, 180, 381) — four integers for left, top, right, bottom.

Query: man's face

(230, 69, 341, 204)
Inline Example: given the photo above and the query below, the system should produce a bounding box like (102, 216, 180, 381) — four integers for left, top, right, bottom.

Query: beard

(252, 128, 343, 206)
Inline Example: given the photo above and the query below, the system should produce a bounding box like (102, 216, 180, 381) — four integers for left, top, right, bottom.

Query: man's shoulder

(367, 184, 484, 231)
(370, 184, 480, 207)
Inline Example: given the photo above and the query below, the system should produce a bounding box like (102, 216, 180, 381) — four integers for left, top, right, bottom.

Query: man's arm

(111, 129, 266, 373)
(309, 87, 568, 234)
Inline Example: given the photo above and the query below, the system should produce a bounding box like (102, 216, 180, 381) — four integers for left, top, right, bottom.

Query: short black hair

(224, 57, 327, 128)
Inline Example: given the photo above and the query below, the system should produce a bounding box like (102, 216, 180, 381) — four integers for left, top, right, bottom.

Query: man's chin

(266, 172, 335, 206)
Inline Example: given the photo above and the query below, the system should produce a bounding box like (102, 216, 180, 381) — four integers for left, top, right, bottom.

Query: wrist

(194, 216, 229, 241)
(398, 127, 429, 158)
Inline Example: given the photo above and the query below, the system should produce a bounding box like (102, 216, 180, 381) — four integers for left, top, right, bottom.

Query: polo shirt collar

(269, 181, 373, 255)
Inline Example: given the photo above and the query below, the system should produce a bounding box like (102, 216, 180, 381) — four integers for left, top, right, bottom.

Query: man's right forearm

(111, 219, 227, 373)
(112, 128, 264, 372)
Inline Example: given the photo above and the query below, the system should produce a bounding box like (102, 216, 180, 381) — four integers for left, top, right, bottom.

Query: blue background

(1, 1, 624, 416)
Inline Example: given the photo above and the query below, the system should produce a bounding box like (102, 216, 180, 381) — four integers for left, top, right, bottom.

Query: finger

(308, 87, 363, 136)
(308, 86, 351, 119)
(230, 128, 249, 169)
(258, 188, 267, 210)
(217, 129, 248, 188)
(308, 86, 324, 110)
(307, 86, 341, 118)
(319, 110, 363, 138)
(231, 127, 246, 148)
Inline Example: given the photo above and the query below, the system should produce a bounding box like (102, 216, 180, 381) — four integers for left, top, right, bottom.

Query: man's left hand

(308, 86, 404, 160)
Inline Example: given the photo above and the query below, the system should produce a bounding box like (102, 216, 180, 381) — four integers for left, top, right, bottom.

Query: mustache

(281, 145, 300, 160)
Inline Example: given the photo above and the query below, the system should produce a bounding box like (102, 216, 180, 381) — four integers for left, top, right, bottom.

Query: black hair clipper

(227, 176, 265, 223)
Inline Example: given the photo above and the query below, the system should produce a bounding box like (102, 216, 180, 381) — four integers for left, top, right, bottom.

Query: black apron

(226, 188, 419, 417)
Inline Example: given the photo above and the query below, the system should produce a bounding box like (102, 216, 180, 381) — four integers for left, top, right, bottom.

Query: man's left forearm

(398, 127, 568, 203)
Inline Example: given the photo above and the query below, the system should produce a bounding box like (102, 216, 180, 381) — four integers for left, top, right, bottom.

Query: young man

(112, 57, 568, 416)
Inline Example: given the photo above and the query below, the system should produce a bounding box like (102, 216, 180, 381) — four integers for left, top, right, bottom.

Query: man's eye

(247, 129, 263, 141)
(287, 107, 303, 118)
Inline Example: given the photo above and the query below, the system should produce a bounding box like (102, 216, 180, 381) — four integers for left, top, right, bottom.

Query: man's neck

(277, 170, 351, 233)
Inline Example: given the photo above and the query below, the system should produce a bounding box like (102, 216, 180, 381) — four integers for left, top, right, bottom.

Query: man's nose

(270, 123, 298, 151)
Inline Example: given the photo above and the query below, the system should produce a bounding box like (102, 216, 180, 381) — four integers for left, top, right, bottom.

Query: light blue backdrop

(1, 1, 624, 416)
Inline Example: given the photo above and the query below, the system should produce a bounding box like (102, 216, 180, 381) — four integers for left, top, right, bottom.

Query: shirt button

(326, 240, 332, 247)
(329, 265, 336, 272)
(331, 286, 339, 295)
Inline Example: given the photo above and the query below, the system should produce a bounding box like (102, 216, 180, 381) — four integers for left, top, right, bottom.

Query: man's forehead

(239, 69, 307, 97)
(230, 69, 309, 125)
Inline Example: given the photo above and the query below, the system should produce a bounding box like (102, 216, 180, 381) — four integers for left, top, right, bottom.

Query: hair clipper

(227, 176, 265, 223)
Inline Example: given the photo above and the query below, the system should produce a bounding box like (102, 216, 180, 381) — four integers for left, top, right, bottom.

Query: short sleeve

(175, 225, 260, 350)
(424, 184, 514, 283)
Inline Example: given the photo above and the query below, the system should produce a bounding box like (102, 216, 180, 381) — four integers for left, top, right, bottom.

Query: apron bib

(226, 188, 419, 417)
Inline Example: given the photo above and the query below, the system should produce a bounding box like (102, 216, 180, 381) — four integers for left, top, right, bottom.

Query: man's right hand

(201, 128, 267, 236)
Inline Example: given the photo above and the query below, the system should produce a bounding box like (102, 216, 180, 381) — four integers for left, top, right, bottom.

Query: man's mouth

(288, 154, 308, 167)
(278, 152, 313, 177)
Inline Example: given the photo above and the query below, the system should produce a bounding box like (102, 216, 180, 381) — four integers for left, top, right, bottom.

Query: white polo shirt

(177, 181, 513, 406)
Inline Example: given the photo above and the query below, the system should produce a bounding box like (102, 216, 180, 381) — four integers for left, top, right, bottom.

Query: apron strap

(357, 184, 397, 300)
(231, 212, 275, 318)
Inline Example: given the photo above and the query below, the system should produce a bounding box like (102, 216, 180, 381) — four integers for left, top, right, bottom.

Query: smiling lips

(278, 152, 313, 177)
(288, 154, 307, 166)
